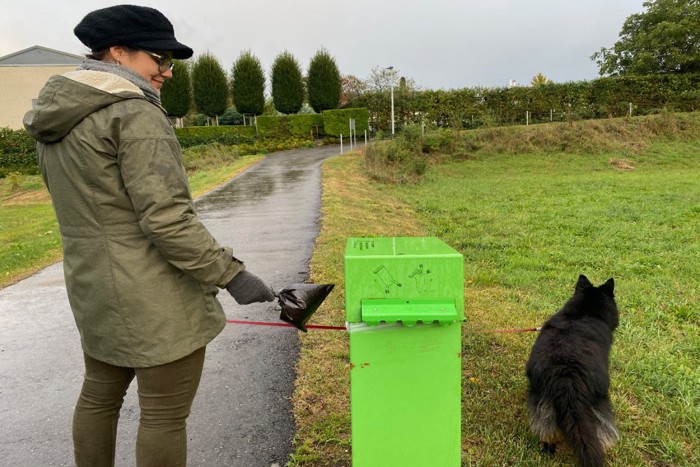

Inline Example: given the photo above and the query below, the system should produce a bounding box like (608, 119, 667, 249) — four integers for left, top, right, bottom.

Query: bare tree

(365, 66, 416, 92)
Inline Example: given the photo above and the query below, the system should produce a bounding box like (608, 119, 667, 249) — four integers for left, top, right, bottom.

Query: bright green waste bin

(345, 237, 463, 466)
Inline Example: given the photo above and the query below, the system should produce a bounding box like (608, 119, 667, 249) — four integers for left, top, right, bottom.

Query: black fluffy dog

(526, 275, 619, 467)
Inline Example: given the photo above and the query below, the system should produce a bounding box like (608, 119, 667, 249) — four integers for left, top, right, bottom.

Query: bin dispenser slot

(361, 298, 458, 326)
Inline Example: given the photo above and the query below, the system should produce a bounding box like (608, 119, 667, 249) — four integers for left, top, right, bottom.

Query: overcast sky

(1, 0, 645, 90)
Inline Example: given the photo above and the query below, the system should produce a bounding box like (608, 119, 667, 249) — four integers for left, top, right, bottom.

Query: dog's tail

(553, 384, 606, 467)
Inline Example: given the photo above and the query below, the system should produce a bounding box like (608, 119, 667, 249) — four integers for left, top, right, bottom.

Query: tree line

(163, 0, 700, 130)
(161, 49, 342, 125)
(348, 0, 700, 131)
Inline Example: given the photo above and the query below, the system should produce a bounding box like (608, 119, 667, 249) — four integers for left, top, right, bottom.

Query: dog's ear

(600, 278, 615, 297)
(576, 274, 592, 291)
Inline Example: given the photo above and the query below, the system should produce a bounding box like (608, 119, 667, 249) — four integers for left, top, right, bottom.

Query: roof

(0, 45, 84, 66)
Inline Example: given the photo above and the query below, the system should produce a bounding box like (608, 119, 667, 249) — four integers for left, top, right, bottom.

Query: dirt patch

(1, 189, 51, 205)
(609, 158, 635, 170)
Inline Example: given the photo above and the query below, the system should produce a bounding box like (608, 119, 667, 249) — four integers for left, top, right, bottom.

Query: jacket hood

(24, 70, 147, 143)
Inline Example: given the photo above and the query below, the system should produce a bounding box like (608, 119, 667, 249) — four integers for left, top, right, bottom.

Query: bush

(257, 114, 324, 139)
(288, 114, 324, 138)
(323, 108, 369, 137)
(0, 128, 37, 176)
(348, 73, 700, 129)
(219, 108, 244, 126)
(179, 137, 314, 174)
(364, 125, 431, 184)
(174, 126, 256, 148)
(421, 128, 455, 154)
(256, 115, 284, 138)
(181, 143, 240, 173)
(237, 136, 315, 155)
(0, 127, 35, 155)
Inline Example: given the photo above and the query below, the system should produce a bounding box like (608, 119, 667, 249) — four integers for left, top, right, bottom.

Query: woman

(23, 5, 275, 466)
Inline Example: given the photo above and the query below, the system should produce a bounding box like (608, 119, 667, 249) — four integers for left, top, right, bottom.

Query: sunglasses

(138, 49, 174, 73)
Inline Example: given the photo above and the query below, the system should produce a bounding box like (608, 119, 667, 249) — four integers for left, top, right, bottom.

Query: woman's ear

(108, 46, 126, 64)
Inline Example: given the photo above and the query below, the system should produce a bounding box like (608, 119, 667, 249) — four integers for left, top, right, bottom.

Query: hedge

(0, 126, 259, 176)
(349, 73, 700, 131)
(257, 114, 324, 138)
(174, 125, 256, 148)
(322, 108, 369, 137)
(0, 127, 38, 176)
(255, 110, 371, 139)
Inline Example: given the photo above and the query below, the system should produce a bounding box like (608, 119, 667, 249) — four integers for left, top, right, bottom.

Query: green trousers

(72, 347, 206, 467)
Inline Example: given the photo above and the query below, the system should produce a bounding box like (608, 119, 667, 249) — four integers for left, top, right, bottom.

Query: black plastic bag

(278, 283, 335, 332)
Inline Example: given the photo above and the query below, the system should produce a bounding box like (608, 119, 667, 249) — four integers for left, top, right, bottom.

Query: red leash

(478, 327, 541, 333)
(226, 319, 539, 333)
(227, 319, 346, 330)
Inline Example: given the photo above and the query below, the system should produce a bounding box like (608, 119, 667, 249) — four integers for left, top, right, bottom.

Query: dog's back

(526, 275, 619, 467)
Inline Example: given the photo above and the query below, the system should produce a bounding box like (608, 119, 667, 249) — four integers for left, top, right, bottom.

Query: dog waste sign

(345, 237, 463, 466)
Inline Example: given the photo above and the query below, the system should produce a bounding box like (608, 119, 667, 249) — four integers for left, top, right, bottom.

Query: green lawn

(389, 141, 699, 465)
(293, 140, 699, 465)
(2, 127, 698, 465)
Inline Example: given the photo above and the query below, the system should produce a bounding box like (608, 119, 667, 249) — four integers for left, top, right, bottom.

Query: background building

(0, 45, 83, 129)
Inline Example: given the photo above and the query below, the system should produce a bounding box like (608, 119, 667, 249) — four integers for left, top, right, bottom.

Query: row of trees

(161, 49, 342, 124)
(348, 0, 700, 131)
(163, 0, 699, 130)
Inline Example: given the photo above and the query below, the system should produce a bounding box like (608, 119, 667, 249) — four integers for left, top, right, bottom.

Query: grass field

(2, 115, 698, 466)
(291, 127, 699, 465)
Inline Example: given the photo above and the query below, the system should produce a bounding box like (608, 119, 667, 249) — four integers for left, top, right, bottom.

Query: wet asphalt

(0, 144, 341, 466)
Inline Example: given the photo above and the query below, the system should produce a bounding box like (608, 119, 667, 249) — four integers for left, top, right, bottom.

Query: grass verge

(291, 128, 699, 465)
(288, 152, 425, 466)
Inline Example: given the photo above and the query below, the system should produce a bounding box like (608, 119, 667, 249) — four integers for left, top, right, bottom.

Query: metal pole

(351, 119, 356, 150)
(390, 80, 395, 135)
(386, 66, 395, 135)
(365, 130, 368, 146)
(340, 134, 343, 154)
(629, 102, 632, 117)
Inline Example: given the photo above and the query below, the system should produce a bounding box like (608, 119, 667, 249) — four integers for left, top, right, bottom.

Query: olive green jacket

(24, 70, 244, 367)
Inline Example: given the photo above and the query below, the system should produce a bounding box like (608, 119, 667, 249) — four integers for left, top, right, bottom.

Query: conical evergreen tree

(271, 51, 304, 114)
(192, 53, 229, 121)
(161, 60, 192, 121)
(231, 50, 265, 116)
(307, 49, 341, 113)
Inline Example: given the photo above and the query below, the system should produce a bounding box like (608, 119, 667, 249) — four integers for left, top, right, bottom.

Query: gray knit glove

(225, 270, 276, 305)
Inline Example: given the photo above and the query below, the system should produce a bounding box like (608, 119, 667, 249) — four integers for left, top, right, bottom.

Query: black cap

(74, 4, 193, 59)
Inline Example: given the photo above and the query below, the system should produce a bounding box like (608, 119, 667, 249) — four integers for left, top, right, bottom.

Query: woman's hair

(86, 46, 135, 61)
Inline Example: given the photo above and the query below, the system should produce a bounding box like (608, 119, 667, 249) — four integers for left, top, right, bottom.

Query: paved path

(0, 145, 341, 466)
